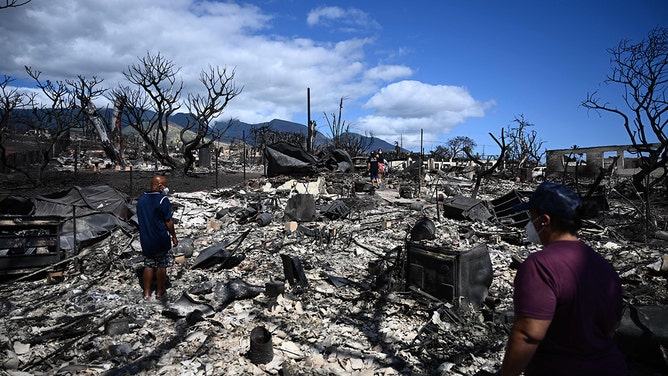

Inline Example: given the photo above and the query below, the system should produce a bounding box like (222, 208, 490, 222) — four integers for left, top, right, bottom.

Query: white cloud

(0, 1, 491, 151)
(359, 81, 495, 149)
(306, 6, 379, 32)
(0, 1, 378, 123)
(307, 6, 345, 26)
(364, 65, 413, 82)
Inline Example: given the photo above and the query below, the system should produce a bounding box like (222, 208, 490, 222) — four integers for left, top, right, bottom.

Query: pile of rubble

(0, 170, 667, 376)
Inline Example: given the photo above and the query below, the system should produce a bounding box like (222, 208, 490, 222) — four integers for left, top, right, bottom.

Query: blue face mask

(160, 186, 170, 196)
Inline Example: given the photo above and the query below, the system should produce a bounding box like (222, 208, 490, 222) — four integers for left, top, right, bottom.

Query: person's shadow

(473, 370, 497, 375)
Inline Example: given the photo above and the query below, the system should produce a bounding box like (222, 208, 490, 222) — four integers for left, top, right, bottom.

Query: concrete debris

(0, 170, 667, 375)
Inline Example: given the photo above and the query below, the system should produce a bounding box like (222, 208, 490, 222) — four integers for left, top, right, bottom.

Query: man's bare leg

(156, 267, 167, 299)
(142, 267, 154, 298)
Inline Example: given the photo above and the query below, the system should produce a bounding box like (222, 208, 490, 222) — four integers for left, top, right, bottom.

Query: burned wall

(545, 144, 654, 178)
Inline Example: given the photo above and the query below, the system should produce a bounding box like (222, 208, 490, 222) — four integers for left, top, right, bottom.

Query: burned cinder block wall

(545, 150, 562, 179)
(547, 145, 620, 178)
(547, 143, 664, 179)
(585, 149, 604, 175)
(545, 149, 597, 177)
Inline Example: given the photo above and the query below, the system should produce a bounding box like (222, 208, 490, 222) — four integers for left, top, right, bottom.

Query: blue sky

(1, 0, 666, 155)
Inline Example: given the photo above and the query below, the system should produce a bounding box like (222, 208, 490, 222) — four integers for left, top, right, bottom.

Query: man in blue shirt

(136, 175, 178, 299)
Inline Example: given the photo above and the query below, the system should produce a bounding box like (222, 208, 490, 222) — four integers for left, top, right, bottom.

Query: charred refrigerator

(405, 241, 493, 307)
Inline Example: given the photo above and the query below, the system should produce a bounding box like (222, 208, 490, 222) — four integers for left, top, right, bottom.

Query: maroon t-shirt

(514, 240, 627, 375)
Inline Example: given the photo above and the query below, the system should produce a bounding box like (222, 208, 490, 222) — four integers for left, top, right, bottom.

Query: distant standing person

(377, 147, 386, 186)
(367, 152, 380, 188)
(136, 175, 178, 300)
(499, 182, 626, 375)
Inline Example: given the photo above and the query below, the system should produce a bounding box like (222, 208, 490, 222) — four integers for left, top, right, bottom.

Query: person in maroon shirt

(499, 182, 627, 376)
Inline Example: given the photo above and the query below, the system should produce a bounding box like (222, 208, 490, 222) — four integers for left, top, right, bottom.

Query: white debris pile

(0, 172, 666, 376)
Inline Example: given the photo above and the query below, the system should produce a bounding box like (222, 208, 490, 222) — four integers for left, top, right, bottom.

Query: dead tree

(109, 96, 125, 164)
(0, 0, 30, 9)
(181, 65, 242, 174)
(108, 86, 152, 159)
(559, 145, 585, 185)
(324, 97, 348, 150)
(250, 123, 272, 162)
(505, 115, 545, 176)
(121, 52, 183, 170)
(68, 75, 125, 169)
(464, 132, 508, 199)
(435, 136, 477, 162)
(0, 75, 35, 173)
(323, 97, 373, 155)
(21, 67, 85, 186)
(339, 130, 374, 156)
(582, 26, 668, 193)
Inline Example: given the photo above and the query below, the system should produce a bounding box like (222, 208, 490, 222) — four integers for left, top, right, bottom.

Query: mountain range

(8, 108, 398, 154)
(170, 114, 397, 154)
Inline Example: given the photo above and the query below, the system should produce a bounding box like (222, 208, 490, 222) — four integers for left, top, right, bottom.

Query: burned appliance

(405, 241, 493, 307)
(442, 196, 492, 222)
(490, 189, 531, 227)
(399, 185, 414, 199)
(410, 217, 436, 241)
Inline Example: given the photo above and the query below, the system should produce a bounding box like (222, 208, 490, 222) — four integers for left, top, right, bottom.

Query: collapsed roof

(0, 185, 134, 250)
(263, 142, 354, 177)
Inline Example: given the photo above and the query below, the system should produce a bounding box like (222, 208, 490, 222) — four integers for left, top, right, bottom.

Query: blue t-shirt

(514, 240, 626, 375)
(136, 191, 173, 257)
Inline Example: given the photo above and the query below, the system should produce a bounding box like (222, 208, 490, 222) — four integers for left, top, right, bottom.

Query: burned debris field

(0, 165, 667, 376)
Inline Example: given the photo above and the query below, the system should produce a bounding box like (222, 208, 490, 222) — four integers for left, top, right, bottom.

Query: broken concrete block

(277, 177, 325, 196)
(285, 221, 298, 232)
(284, 194, 316, 221)
(206, 219, 222, 232)
(648, 255, 668, 274)
(47, 271, 64, 284)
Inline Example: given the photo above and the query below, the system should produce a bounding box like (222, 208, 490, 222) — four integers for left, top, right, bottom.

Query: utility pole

(306, 88, 315, 153)
(419, 129, 424, 198)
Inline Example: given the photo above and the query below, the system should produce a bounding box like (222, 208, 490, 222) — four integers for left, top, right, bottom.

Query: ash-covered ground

(0, 168, 667, 376)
